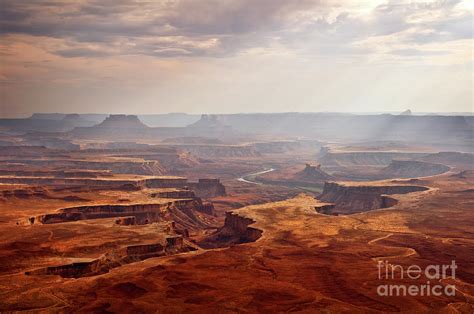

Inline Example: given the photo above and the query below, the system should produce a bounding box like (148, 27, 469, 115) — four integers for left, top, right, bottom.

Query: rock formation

(26, 236, 195, 278)
(317, 182, 428, 215)
(318, 151, 426, 167)
(95, 115, 149, 129)
(295, 163, 333, 181)
(188, 179, 226, 198)
(199, 212, 262, 248)
(380, 160, 449, 178)
(25, 199, 214, 230)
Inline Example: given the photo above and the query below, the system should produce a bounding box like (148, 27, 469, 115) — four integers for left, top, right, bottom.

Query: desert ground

(0, 113, 472, 312)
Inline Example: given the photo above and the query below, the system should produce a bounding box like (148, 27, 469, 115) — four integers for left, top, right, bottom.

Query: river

(237, 168, 275, 185)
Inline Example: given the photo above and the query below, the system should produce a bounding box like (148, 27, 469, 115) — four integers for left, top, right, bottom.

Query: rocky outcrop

(186, 115, 234, 137)
(0, 174, 226, 198)
(295, 164, 332, 182)
(314, 204, 336, 215)
(25, 199, 213, 228)
(0, 187, 53, 200)
(0, 177, 145, 190)
(26, 236, 195, 278)
(317, 182, 428, 215)
(115, 216, 136, 225)
(11, 176, 187, 190)
(0, 169, 112, 178)
(199, 212, 262, 248)
(188, 179, 226, 198)
(380, 160, 449, 178)
(71, 115, 151, 140)
(95, 115, 149, 129)
(0, 187, 88, 203)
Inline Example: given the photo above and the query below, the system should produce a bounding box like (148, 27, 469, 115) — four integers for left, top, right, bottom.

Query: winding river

(237, 168, 275, 185)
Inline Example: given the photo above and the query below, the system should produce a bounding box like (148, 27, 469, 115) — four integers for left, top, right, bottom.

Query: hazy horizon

(5, 110, 474, 119)
(1, 0, 473, 117)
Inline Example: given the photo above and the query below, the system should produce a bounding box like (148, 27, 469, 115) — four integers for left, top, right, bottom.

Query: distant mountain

(0, 113, 94, 133)
(187, 114, 231, 129)
(95, 115, 149, 129)
(30, 113, 67, 120)
(29, 113, 200, 126)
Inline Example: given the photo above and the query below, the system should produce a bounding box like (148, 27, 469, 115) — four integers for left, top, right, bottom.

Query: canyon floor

(0, 134, 473, 312)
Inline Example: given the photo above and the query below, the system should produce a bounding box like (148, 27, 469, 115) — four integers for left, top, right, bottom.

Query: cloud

(0, 0, 324, 58)
(388, 48, 449, 56)
(0, 0, 472, 60)
(55, 47, 111, 58)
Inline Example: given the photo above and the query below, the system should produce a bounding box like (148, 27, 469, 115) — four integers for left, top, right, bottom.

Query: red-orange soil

(0, 136, 472, 312)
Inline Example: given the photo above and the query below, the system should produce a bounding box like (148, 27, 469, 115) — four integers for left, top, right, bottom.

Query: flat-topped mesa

(0, 175, 226, 197)
(71, 114, 150, 139)
(188, 114, 231, 129)
(96, 114, 149, 129)
(317, 182, 429, 215)
(188, 178, 226, 198)
(25, 198, 214, 227)
(0, 159, 166, 176)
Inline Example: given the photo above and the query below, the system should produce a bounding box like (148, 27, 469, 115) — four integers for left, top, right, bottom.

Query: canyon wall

(380, 160, 449, 178)
(317, 182, 428, 214)
(188, 179, 226, 198)
(0, 176, 226, 198)
(199, 212, 262, 248)
(318, 151, 426, 167)
(26, 199, 214, 228)
(26, 235, 194, 278)
(0, 159, 166, 176)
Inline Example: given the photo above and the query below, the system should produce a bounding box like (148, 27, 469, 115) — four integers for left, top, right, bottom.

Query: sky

(0, 0, 472, 117)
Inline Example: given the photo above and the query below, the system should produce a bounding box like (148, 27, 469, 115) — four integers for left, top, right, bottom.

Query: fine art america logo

(377, 260, 457, 297)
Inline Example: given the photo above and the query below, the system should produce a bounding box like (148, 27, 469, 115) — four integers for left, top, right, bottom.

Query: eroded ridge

(24, 199, 213, 229)
(316, 182, 429, 215)
(0, 176, 226, 198)
(199, 212, 262, 248)
(26, 235, 195, 278)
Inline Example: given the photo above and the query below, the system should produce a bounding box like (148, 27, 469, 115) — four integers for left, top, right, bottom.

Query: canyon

(0, 113, 472, 312)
